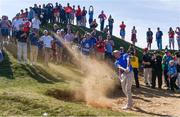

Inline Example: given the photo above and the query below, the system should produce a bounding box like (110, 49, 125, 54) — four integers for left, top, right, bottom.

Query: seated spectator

(40, 30, 53, 66)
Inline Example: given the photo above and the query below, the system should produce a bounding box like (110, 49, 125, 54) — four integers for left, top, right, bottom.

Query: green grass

(0, 51, 136, 116)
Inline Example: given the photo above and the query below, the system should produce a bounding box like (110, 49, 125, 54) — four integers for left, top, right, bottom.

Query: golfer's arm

(117, 65, 126, 71)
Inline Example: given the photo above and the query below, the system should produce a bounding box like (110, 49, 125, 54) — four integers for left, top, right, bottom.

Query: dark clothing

(29, 32, 38, 46)
(151, 55, 162, 88)
(170, 76, 179, 91)
(16, 31, 28, 43)
(177, 64, 180, 73)
(133, 68, 140, 88)
(143, 53, 152, 68)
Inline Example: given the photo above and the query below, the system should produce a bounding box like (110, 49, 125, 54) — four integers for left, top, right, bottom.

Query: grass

(0, 51, 136, 116)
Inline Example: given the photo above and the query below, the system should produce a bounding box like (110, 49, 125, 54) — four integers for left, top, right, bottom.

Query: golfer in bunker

(113, 47, 133, 109)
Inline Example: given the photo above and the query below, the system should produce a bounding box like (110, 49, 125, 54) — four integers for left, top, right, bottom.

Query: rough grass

(0, 51, 136, 116)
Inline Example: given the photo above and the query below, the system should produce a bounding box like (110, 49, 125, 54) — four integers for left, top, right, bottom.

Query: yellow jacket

(131, 56, 139, 68)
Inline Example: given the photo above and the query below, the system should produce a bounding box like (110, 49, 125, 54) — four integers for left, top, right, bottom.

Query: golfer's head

(113, 50, 120, 59)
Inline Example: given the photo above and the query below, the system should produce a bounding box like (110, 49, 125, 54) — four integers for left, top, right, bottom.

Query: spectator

(60, 7, 66, 24)
(175, 27, 180, 50)
(16, 25, 28, 63)
(29, 30, 39, 65)
(119, 21, 126, 40)
(96, 35, 105, 60)
(81, 33, 92, 56)
(74, 31, 81, 45)
(55, 30, 63, 64)
(108, 15, 114, 35)
(105, 35, 114, 63)
(103, 25, 109, 34)
(20, 9, 26, 19)
(32, 15, 41, 33)
(88, 6, 94, 27)
(81, 7, 87, 27)
(40, 30, 53, 66)
(65, 3, 73, 24)
(130, 51, 140, 88)
(113, 47, 133, 110)
(151, 51, 162, 89)
(76, 5, 82, 26)
(168, 27, 175, 50)
(131, 26, 137, 45)
(53, 24, 59, 33)
(28, 7, 36, 21)
(162, 50, 173, 89)
(156, 27, 163, 50)
(146, 28, 153, 50)
(53, 2, 60, 23)
(23, 18, 31, 35)
(71, 5, 76, 24)
(168, 60, 179, 92)
(98, 10, 107, 31)
(142, 48, 152, 87)
(90, 19, 98, 29)
(25, 8, 28, 18)
(175, 50, 180, 88)
(0, 15, 11, 46)
(64, 30, 74, 44)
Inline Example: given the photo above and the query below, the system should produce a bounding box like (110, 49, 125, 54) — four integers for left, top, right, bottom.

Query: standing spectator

(175, 27, 180, 50)
(119, 21, 126, 40)
(25, 8, 28, 18)
(130, 51, 140, 88)
(65, 3, 73, 24)
(156, 27, 163, 50)
(29, 30, 39, 65)
(142, 48, 152, 87)
(96, 35, 105, 60)
(16, 25, 28, 63)
(108, 15, 114, 35)
(0, 15, 11, 46)
(81, 7, 87, 27)
(20, 9, 26, 19)
(28, 7, 35, 21)
(32, 15, 41, 33)
(81, 33, 92, 57)
(175, 51, 180, 88)
(55, 30, 63, 64)
(113, 47, 133, 109)
(71, 5, 76, 24)
(168, 27, 175, 50)
(53, 2, 60, 23)
(40, 30, 53, 66)
(76, 5, 82, 26)
(88, 6, 94, 27)
(105, 35, 114, 62)
(90, 19, 98, 29)
(131, 26, 137, 45)
(151, 51, 162, 89)
(64, 30, 74, 44)
(98, 10, 107, 31)
(162, 50, 173, 89)
(60, 7, 66, 24)
(146, 28, 153, 50)
(168, 60, 179, 92)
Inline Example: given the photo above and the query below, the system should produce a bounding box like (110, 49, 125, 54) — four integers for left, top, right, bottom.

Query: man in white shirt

(32, 15, 41, 33)
(40, 30, 53, 66)
(12, 14, 24, 38)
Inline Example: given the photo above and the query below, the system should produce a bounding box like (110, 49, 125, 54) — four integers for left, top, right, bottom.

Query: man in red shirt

(168, 27, 175, 50)
(76, 5, 82, 26)
(96, 35, 105, 60)
(119, 21, 126, 40)
(98, 10, 107, 31)
(65, 3, 73, 24)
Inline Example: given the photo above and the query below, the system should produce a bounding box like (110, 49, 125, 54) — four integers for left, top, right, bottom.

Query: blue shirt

(81, 38, 92, 55)
(29, 32, 39, 46)
(168, 65, 177, 76)
(89, 11, 93, 20)
(156, 31, 163, 40)
(105, 41, 114, 53)
(114, 53, 133, 72)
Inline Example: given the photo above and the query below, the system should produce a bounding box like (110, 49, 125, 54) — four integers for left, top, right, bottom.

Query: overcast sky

(0, 0, 180, 49)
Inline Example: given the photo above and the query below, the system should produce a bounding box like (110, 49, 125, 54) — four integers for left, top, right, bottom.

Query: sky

(0, 0, 180, 49)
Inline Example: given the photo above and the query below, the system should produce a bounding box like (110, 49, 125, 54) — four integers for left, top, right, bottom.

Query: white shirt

(40, 35, 53, 48)
(12, 19, 24, 31)
(32, 18, 41, 29)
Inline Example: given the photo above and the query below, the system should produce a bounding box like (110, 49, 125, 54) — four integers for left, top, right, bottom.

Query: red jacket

(65, 6, 73, 14)
(120, 24, 126, 29)
(76, 8, 81, 16)
(169, 31, 175, 38)
(96, 40, 105, 53)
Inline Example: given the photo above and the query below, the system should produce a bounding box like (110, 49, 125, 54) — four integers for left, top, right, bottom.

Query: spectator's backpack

(0, 50, 4, 63)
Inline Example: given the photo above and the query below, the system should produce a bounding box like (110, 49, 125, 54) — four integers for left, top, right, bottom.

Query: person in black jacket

(151, 51, 162, 89)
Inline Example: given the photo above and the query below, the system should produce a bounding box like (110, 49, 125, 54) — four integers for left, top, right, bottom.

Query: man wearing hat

(142, 48, 152, 87)
(113, 47, 133, 109)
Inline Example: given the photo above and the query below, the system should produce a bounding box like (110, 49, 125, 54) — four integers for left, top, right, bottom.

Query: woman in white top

(40, 30, 53, 66)
(131, 26, 137, 45)
(32, 15, 41, 33)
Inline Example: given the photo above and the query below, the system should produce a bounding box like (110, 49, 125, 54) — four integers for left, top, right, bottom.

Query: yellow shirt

(131, 56, 139, 68)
